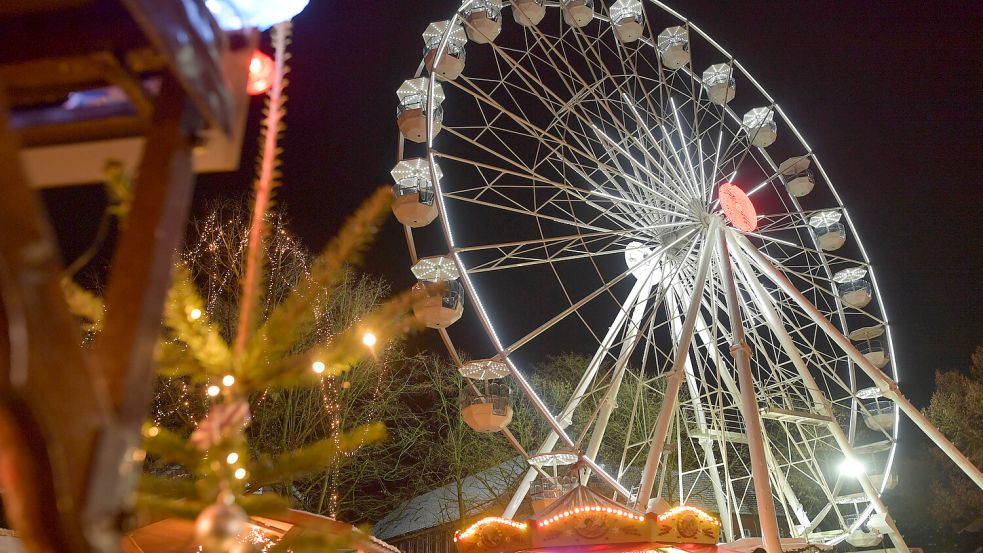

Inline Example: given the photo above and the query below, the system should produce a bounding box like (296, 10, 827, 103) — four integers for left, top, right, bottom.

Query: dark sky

(46, 1, 981, 411)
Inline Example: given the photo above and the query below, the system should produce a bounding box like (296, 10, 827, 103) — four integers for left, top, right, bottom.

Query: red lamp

(719, 183, 757, 232)
(246, 50, 275, 96)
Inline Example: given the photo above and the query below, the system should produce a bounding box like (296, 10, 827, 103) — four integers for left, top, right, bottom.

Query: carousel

(453, 481, 829, 553)
(454, 484, 721, 553)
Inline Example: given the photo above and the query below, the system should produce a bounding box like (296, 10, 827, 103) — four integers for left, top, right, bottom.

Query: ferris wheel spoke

(446, 77, 693, 221)
(521, 20, 699, 205)
(433, 145, 679, 221)
(503, 228, 698, 355)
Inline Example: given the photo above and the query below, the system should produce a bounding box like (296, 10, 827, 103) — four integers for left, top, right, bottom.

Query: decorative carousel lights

(454, 486, 721, 553)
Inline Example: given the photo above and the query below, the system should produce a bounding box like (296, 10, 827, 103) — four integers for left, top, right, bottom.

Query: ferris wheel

(389, 2, 983, 551)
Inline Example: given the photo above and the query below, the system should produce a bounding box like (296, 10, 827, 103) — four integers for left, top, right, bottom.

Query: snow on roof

(373, 457, 526, 540)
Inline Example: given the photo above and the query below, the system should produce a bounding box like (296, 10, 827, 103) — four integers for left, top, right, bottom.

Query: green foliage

(884, 346, 983, 551)
(249, 422, 387, 488)
(163, 266, 232, 377)
(143, 199, 425, 534)
(254, 185, 395, 365)
(60, 277, 105, 332)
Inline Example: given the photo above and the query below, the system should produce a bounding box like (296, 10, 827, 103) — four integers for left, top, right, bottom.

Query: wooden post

(0, 86, 112, 552)
(85, 73, 199, 547)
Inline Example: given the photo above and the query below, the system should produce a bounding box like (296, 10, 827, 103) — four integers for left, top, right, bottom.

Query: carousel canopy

(454, 485, 721, 553)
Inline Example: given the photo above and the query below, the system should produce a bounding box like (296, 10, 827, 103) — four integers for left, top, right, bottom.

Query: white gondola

(511, 0, 546, 27)
(463, 0, 503, 44)
(410, 255, 463, 328)
(610, 0, 644, 43)
(530, 475, 577, 513)
(656, 26, 690, 70)
(703, 63, 736, 105)
(397, 77, 445, 143)
(846, 529, 883, 548)
(849, 325, 890, 369)
(779, 156, 815, 197)
(423, 20, 467, 81)
(460, 380, 512, 432)
(869, 472, 899, 490)
(834, 267, 872, 308)
(391, 158, 441, 227)
(844, 513, 883, 547)
(743, 107, 777, 148)
(863, 398, 895, 432)
(808, 210, 846, 251)
(561, 0, 594, 28)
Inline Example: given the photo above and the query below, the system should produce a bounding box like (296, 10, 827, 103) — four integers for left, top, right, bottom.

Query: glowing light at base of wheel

(719, 183, 758, 232)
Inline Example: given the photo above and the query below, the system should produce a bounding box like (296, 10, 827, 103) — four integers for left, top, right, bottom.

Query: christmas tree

(61, 22, 421, 552)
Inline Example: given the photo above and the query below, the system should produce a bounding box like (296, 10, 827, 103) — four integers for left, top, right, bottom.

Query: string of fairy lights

(152, 207, 386, 517)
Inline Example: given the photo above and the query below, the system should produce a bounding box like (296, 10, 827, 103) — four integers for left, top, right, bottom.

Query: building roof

(374, 461, 757, 541)
(373, 457, 527, 540)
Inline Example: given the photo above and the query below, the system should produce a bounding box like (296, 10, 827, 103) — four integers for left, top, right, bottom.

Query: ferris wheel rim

(396, 0, 901, 542)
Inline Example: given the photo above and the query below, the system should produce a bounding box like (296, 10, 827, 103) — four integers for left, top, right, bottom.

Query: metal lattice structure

(391, 2, 983, 551)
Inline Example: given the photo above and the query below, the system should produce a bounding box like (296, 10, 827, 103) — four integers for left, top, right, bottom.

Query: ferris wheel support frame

(581, 273, 655, 484)
(718, 231, 784, 553)
(667, 286, 734, 541)
(735, 233, 983, 492)
(502, 270, 654, 518)
(727, 230, 911, 552)
(635, 220, 718, 511)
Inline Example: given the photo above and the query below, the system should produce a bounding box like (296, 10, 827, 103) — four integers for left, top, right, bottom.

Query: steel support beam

(728, 230, 911, 552)
(718, 230, 783, 553)
(635, 221, 717, 511)
(502, 275, 650, 518)
(735, 232, 983, 491)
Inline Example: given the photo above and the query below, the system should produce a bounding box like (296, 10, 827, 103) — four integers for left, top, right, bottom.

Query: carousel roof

(531, 484, 638, 521)
(454, 484, 722, 553)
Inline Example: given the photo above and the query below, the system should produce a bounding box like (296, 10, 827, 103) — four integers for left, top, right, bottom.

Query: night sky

(45, 1, 981, 447)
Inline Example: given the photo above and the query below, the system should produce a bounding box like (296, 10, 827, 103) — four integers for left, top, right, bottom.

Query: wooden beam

(86, 73, 198, 539)
(0, 84, 112, 553)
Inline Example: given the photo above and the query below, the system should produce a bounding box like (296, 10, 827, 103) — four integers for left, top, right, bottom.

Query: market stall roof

(1, 511, 398, 553)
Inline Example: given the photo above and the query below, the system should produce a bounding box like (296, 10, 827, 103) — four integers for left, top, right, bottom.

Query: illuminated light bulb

(839, 457, 865, 478)
(189, 308, 202, 320)
(312, 361, 326, 374)
(146, 426, 160, 438)
(234, 467, 247, 480)
(246, 50, 275, 96)
(226, 452, 239, 465)
(207, 385, 221, 397)
(362, 332, 378, 347)
(222, 374, 235, 387)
